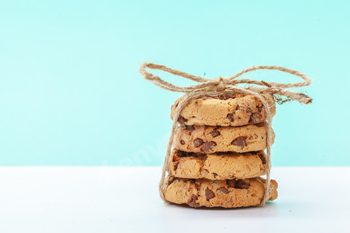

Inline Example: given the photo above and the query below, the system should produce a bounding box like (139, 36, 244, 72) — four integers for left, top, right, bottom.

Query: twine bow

(139, 62, 312, 207)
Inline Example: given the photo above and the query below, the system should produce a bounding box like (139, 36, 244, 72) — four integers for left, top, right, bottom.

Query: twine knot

(214, 76, 227, 91)
(139, 62, 312, 207)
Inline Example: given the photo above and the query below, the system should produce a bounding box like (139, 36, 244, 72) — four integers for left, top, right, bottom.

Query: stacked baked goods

(163, 93, 279, 208)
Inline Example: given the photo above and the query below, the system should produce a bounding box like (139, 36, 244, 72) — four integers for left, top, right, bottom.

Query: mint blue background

(0, 0, 349, 166)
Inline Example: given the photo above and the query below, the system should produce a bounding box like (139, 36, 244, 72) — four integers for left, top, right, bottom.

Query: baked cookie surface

(164, 177, 278, 208)
(171, 93, 276, 127)
(169, 149, 267, 180)
(173, 123, 274, 153)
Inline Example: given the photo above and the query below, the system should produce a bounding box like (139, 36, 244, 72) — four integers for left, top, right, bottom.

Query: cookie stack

(163, 93, 279, 208)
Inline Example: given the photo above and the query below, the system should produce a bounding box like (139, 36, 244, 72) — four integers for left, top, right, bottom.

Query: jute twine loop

(139, 62, 312, 207)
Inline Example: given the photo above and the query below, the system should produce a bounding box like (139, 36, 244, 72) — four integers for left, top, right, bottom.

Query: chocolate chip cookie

(164, 176, 278, 208)
(171, 93, 276, 126)
(173, 123, 274, 153)
(169, 149, 267, 180)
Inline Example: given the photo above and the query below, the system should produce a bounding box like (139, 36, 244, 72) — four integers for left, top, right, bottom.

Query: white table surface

(0, 166, 349, 233)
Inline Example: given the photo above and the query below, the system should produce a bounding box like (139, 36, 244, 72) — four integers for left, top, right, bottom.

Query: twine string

(139, 63, 312, 206)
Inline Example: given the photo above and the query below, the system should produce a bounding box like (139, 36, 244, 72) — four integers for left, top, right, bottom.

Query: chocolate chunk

(205, 188, 215, 201)
(186, 125, 195, 132)
(188, 194, 200, 208)
(178, 116, 188, 124)
(227, 113, 234, 122)
(200, 154, 208, 160)
(217, 187, 230, 194)
(235, 180, 250, 189)
(258, 153, 266, 164)
(249, 113, 262, 124)
(202, 141, 216, 153)
(231, 137, 247, 149)
(180, 140, 185, 145)
(257, 106, 263, 112)
(193, 138, 204, 147)
(210, 130, 220, 138)
(212, 173, 218, 178)
(190, 194, 198, 201)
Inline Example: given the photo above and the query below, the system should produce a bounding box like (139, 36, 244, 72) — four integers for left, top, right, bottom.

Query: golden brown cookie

(164, 176, 278, 208)
(173, 123, 274, 153)
(171, 93, 276, 126)
(169, 149, 267, 180)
